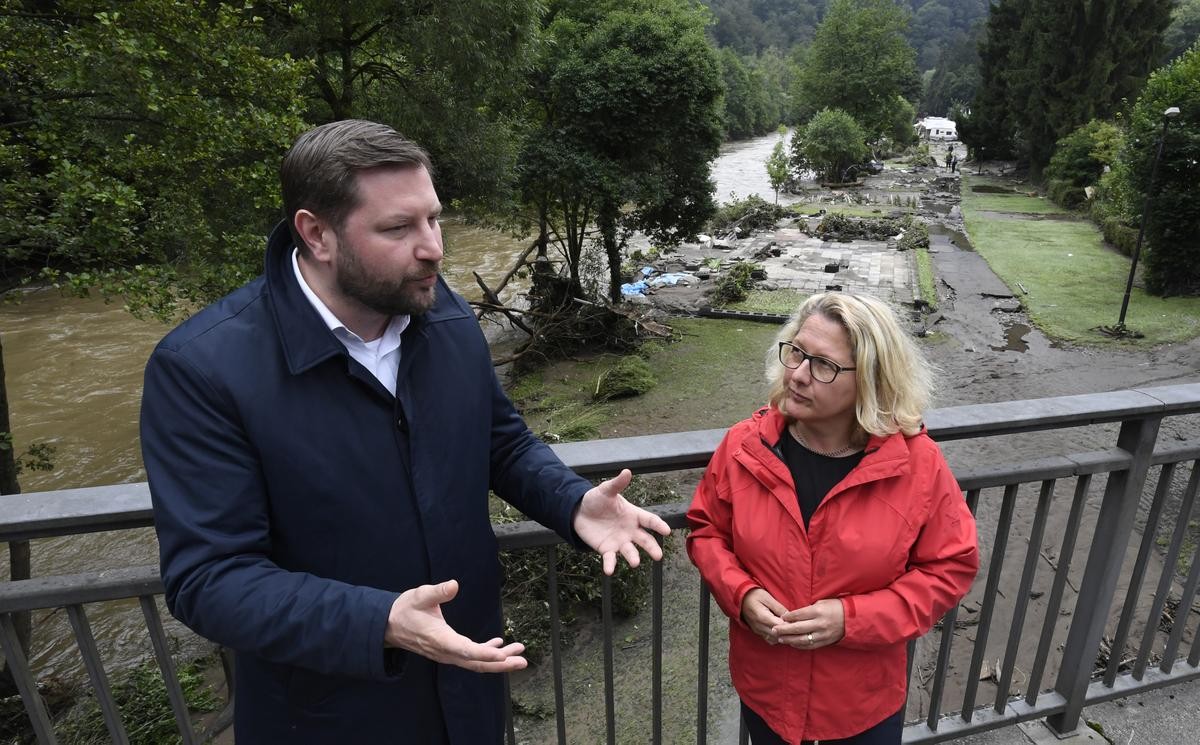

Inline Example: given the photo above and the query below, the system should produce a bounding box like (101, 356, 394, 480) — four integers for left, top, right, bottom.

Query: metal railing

(1, 383, 1199, 743)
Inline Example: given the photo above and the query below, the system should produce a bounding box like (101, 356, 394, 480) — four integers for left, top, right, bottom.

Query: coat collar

(262, 220, 467, 376)
(743, 406, 916, 486)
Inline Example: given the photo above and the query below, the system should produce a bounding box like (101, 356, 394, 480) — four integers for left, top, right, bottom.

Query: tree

(792, 0, 921, 142)
(1114, 45, 1200, 296)
(766, 138, 790, 203)
(790, 108, 870, 184)
(254, 0, 543, 211)
(719, 47, 770, 139)
(960, 0, 1023, 163)
(517, 0, 724, 304)
(1043, 120, 1123, 209)
(966, 0, 1174, 177)
(0, 0, 308, 313)
(1164, 0, 1200, 63)
(0, 0, 304, 688)
(922, 25, 983, 116)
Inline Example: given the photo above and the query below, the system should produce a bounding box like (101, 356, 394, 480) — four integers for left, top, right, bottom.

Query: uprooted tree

(499, 0, 724, 366)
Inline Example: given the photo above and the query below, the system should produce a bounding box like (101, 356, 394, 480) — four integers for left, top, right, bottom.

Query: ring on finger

(807, 632, 814, 645)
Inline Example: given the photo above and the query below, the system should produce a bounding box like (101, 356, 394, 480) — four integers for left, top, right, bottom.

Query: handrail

(3, 383, 1199, 543)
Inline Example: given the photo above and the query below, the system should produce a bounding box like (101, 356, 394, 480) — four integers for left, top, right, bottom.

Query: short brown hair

(280, 120, 433, 252)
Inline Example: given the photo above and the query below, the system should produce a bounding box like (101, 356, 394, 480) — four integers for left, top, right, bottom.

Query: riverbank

(503, 154, 1200, 744)
(4, 136, 1199, 743)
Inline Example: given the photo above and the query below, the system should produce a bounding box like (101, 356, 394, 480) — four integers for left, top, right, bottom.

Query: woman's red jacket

(686, 406, 979, 743)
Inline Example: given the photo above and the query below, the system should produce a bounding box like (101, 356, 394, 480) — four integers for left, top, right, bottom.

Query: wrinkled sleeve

(141, 346, 403, 681)
(686, 431, 761, 628)
(485, 364, 591, 548)
(839, 453, 978, 649)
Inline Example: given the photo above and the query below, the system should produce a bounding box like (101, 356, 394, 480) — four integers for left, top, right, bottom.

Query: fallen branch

(474, 271, 533, 335)
(490, 239, 541, 297)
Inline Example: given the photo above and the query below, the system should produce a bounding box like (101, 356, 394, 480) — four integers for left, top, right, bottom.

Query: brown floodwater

(0, 133, 790, 678)
(0, 218, 529, 676)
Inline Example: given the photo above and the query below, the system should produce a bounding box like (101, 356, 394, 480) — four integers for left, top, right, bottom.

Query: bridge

(2, 384, 1199, 743)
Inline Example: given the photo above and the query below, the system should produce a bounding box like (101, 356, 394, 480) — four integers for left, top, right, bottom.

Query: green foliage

(765, 140, 791, 203)
(915, 247, 938, 311)
(898, 220, 930, 252)
(54, 657, 219, 744)
(498, 476, 680, 662)
(792, 0, 921, 141)
(718, 47, 783, 139)
(790, 109, 870, 183)
(517, 0, 725, 303)
(708, 195, 788, 236)
(1117, 45, 1200, 296)
(968, 0, 1174, 175)
(705, 0, 822, 54)
(904, 0, 990, 72)
(921, 25, 983, 115)
(593, 356, 657, 401)
(884, 96, 918, 148)
(260, 0, 543, 212)
(1164, 0, 1200, 63)
(6, 436, 56, 475)
(816, 213, 910, 241)
(1044, 120, 1124, 210)
(0, 1, 308, 312)
(710, 261, 761, 306)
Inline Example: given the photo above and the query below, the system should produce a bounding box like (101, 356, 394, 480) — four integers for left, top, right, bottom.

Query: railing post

(1047, 415, 1161, 733)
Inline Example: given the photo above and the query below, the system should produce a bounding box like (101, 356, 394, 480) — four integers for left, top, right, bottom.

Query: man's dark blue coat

(141, 224, 591, 743)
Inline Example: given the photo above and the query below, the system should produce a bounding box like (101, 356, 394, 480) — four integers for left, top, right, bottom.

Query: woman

(687, 292, 978, 744)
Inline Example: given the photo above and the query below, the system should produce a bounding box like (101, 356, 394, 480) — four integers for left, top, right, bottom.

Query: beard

(335, 236, 439, 317)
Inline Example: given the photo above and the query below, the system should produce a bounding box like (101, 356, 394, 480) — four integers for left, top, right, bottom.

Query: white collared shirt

(292, 249, 409, 396)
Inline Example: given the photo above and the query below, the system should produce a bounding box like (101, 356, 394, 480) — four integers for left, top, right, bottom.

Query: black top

(779, 429, 866, 529)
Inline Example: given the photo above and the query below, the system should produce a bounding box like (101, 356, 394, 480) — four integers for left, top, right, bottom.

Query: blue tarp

(648, 273, 690, 287)
(620, 281, 649, 296)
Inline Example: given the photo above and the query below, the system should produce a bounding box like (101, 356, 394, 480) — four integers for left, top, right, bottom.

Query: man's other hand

(385, 579, 527, 672)
(573, 469, 672, 575)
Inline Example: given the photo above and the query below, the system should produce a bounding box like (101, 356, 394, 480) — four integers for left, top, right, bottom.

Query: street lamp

(1111, 105, 1180, 336)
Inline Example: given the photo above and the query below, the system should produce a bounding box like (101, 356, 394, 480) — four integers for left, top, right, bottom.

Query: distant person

(951, 154, 959, 173)
(141, 119, 671, 744)
(945, 147, 953, 171)
(687, 292, 978, 744)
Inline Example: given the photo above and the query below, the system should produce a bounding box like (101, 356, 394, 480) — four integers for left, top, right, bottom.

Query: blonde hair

(766, 293, 933, 439)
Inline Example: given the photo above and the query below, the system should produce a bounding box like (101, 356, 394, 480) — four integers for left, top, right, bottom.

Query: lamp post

(1113, 106, 1180, 335)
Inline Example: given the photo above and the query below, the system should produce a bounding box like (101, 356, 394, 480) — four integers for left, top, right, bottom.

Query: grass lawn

(961, 174, 1200, 344)
(790, 202, 915, 219)
(512, 317, 781, 440)
(723, 288, 807, 315)
(962, 176, 1068, 215)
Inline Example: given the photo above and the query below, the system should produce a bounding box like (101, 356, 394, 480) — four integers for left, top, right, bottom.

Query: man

(140, 119, 671, 743)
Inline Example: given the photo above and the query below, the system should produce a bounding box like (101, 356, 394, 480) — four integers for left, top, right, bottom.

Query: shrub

(1043, 119, 1123, 210)
(498, 476, 682, 662)
(711, 261, 760, 305)
(594, 356, 657, 401)
(897, 220, 930, 251)
(816, 213, 910, 241)
(790, 108, 870, 183)
(1111, 45, 1200, 295)
(53, 658, 219, 744)
(709, 195, 789, 237)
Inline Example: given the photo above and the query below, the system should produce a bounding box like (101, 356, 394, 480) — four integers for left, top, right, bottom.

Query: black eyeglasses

(778, 341, 856, 384)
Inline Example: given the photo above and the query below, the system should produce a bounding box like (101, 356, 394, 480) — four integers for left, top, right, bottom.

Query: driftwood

(473, 271, 533, 335)
(472, 238, 541, 323)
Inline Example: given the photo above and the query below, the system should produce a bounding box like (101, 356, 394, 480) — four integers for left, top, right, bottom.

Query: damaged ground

(507, 151, 1200, 745)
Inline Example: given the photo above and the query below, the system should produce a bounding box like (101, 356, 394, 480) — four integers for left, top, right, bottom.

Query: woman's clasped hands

(740, 588, 846, 650)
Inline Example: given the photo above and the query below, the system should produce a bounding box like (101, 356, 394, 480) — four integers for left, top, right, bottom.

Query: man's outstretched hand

(385, 580, 527, 672)
(573, 469, 672, 575)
